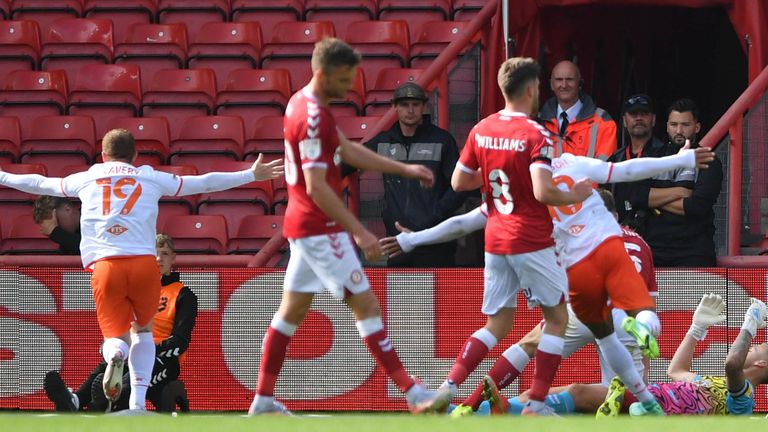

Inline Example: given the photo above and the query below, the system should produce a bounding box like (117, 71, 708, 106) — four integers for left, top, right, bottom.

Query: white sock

(102, 338, 129, 363)
(502, 344, 531, 372)
(635, 310, 661, 337)
(128, 332, 155, 410)
(251, 395, 274, 409)
(595, 333, 654, 403)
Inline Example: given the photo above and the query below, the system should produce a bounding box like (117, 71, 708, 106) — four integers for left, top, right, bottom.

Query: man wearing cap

(608, 94, 667, 230)
(364, 82, 466, 267)
(539, 60, 617, 160)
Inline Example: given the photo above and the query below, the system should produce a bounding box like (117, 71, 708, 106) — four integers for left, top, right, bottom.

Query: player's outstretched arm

(725, 298, 766, 393)
(175, 154, 284, 196)
(531, 165, 592, 206)
(450, 164, 483, 192)
(339, 133, 434, 187)
(380, 206, 487, 257)
(603, 146, 714, 184)
(667, 293, 726, 381)
(0, 170, 65, 196)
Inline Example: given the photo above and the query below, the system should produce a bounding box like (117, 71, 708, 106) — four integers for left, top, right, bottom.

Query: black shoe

(44, 371, 77, 412)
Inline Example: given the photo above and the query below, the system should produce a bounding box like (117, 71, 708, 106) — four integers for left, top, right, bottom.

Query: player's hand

(38, 210, 58, 236)
(379, 236, 403, 258)
(570, 177, 593, 202)
(692, 293, 726, 328)
(394, 221, 412, 233)
(353, 229, 382, 261)
(404, 164, 434, 188)
(742, 298, 768, 337)
(250, 153, 284, 181)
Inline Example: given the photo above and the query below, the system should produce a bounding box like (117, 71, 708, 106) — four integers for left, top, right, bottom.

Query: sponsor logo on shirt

(567, 224, 585, 235)
(106, 224, 128, 236)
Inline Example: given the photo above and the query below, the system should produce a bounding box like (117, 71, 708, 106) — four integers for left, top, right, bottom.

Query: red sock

(363, 329, 414, 393)
(447, 337, 491, 386)
(463, 356, 521, 410)
(621, 390, 638, 412)
(527, 350, 561, 401)
(256, 327, 291, 396)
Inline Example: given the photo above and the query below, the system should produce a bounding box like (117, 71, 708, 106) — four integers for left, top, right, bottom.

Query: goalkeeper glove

(687, 293, 726, 341)
(741, 298, 767, 338)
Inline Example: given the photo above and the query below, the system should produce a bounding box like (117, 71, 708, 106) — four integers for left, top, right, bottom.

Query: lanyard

(626, 145, 643, 160)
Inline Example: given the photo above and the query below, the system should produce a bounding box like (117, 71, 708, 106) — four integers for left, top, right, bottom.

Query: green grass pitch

(1, 413, 765, 432)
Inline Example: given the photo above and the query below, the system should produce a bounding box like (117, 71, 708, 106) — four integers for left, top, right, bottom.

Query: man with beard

(608, 94, 667, 231)
(642, 99, 723, 267)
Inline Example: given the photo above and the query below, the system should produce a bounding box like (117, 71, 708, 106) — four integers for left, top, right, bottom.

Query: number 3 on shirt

(489, 169, 514, 215)
(97, 177, 143, 215)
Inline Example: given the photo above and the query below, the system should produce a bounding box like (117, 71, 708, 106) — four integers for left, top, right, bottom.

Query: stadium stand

(83, 0, 157, 45)
(39, 18, 114, 88)
(377, 0, 450, 41)
(346, 20, 410, 90)
(0, 20, 40, 78)
(157, 0, 230, 43)
(1, 214, 59, 255)
(227, 214, 285, 254)
(168, 115, 244, 172)
(0, 163, 46, 229)
(336, 115, 381, 142)
(10, 0, 82, 33)
(103, 116, 170, 166)
(154, 164, 199, 230)
(67, 63, 142, 138)
(230, 0, 303, 43)
(0, 116, 21, 164)
(303, 0, 377, 39)
(161, 214, 228, 255)
(244, 115, 284, 159)
(187, 21, 263, 91)
(214, 68, 291, 132)
(329, 66, 365, 117)
(0, 69, 68, 134)
(363, 67, 425, 116)
(19, 115, 95, 177)
(113, 22, 189, 91)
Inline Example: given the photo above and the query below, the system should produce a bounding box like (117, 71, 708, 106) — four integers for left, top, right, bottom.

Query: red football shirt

(282, 87, 345, 239)
(620, 226, 658, 295)
(457, 110, 556, 255)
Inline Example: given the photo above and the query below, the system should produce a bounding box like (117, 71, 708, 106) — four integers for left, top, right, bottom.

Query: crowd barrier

(1, 267, 765, 412)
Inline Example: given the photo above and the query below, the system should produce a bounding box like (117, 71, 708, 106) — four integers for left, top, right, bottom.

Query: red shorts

(567, 237, 655, 324)
(91, 255, 161, 338)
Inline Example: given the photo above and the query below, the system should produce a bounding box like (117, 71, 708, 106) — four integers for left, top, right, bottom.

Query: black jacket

(49, 226, 81, 255)
(608, 136, 668, 228)
(643, 143, 723, 265)
(365, 120, 466, 235)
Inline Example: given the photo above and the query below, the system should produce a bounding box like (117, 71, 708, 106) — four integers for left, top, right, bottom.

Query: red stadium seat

(154, 164, 199, 228)
(40, 18, 114, 88)
(336, 116, 382, 143)
(364, 68, 425, 116)
(197, 161, 273, 237)
(83, 0, 157, 45)
(231, 0, 302, 43)
(58, 164, 90, 176)
(451, 0, 485, 21)
(260, 21, 336, 92)
(227, 214, 284, 254)
(157, 0, 229, 43)
(141, 68, 217, 139)
(168, 115, 244, 172)
(303, 0, 376, 39)
(20, 115, 96, 176)
(114, 23, 189, 91)
(1, 214, 59, 255)
(271, 176, 287, 215)
(161, 214, 228, 254)
(347, 21, 410, 90)
(10, 0, 82, 33)
(68, 64, 142, 137)
(0, 20, 40, 77)
(215, 68, 290, 137)
(103, 116, 170, 166)
(0, 116, 21, 164)
(244, 115, 283, 159)
(0, 69, 68, 134)
(0, 0, 8, 19)
(329, 66, 365, 118)
(377, 0, 450, 41)
(187, 22, 263, 91)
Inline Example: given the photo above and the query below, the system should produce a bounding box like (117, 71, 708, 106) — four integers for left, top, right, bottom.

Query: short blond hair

(156, 233, 176, 252)
(311, 37, 361, 73)
(497, 57, 541, 100)
(102, 129, 135, 161)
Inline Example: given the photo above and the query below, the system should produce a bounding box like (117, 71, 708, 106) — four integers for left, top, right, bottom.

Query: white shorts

(482, 247, 568, 315)
(284, 232, 370, 299)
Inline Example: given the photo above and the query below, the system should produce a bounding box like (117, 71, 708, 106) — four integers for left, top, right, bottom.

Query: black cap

(623, 94, 654, 114)
(392, 82, 428, 103)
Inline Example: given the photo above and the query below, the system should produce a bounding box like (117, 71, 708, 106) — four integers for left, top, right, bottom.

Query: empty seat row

(0, 65, 421, 136)
(2, 0, 485, 42)
(0, 19, 472, 90)
(0, 113, 382, 168)
(0, 212, 286, 255)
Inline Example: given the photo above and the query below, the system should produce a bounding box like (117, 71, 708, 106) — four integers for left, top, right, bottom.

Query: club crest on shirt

(350, 270, 363, 285)
(299, 138, 321, 160)
(541, 145, 555, 159)
(106, 224, 128, 236)
(567, 224, 585, 235)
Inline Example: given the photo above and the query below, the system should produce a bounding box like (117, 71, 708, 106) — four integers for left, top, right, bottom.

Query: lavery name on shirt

(474, 134, 526, 152)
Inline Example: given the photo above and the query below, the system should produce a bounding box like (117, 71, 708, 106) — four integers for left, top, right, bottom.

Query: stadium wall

(1, 267, 766, 412)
